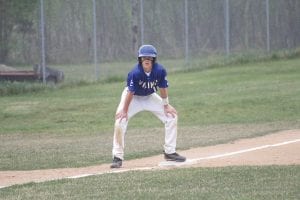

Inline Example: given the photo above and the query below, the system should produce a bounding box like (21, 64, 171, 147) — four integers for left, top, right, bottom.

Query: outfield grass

(0, 166, 299, 200)
(0, 57, 300, 170)
(0, 56, 300, 199)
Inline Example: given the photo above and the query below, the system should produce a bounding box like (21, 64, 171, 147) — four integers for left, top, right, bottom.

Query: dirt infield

(0, 129, 299, 189)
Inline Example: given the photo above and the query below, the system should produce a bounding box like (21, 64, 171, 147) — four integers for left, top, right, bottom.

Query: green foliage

(10, 0, 38, 22)
(0, 0, 38, 63)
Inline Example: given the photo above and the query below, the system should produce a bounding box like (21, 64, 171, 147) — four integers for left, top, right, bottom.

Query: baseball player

(111, 44, 186, 168)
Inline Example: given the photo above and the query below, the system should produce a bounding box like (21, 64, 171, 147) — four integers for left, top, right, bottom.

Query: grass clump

(0, 81, 53, 96)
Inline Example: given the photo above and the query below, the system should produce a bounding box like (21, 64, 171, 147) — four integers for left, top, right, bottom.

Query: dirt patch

(0, 129, 299, 189)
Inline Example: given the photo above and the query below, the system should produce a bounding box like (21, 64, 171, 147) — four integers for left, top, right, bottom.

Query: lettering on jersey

(139, 80, 159, 91)
(165, 76, 168, 87)
(129, 79, 134, 87)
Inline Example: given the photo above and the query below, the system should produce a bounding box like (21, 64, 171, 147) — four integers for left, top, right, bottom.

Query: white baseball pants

(112, 87, 178, 160)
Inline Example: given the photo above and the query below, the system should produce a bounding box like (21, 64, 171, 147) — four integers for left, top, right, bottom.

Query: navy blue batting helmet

(138, 45, 157, 58)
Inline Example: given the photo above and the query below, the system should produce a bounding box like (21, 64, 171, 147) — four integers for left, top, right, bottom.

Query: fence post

(224, 0, 230, 55)
(140, 0, 144, 45)
(40, 0, 46, 83)
(185, 0, 189, 64)
(93, 0, 99, 80)
(266, 0, 270, 52)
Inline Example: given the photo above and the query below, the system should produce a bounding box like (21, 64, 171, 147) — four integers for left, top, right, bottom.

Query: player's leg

(111, 88, 142, 167)
(145, 93, 185, 162)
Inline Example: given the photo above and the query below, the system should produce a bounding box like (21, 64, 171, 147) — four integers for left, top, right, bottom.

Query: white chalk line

(159, 138, 300, 167)
(68, 138, 300, 178)
(1, 138, 299, 189)
(67, 167, 155, 179)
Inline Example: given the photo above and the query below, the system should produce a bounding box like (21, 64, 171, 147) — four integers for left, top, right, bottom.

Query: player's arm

(159, 88, 177, 118)
(159, 87, 168, 99)
(116, 90, 134, 121)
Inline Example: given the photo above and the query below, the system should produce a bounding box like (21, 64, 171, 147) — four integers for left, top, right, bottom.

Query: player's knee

(114, 119, 127, 129)
(166, 114, 177, 124)
(172, 114, 178, 120)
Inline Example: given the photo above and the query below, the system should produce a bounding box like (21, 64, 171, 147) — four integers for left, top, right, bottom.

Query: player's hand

(164, 104, 177, 118)
(115, 110, 128, 121)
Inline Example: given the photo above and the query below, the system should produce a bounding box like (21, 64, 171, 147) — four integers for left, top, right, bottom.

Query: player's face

(141, 57, 153, 73)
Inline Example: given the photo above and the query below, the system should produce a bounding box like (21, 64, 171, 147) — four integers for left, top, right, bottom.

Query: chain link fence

(1, 0, 300, 83)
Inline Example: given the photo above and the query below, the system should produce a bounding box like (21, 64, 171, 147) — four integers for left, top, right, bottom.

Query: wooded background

(1, 0, 300, 66)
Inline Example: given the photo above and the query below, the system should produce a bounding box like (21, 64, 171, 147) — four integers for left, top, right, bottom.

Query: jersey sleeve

(127, 72, 135, 93)
(158, 68, 168, 88)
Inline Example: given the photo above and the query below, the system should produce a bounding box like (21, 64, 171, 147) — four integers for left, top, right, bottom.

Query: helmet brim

(138, 53, 157, 58)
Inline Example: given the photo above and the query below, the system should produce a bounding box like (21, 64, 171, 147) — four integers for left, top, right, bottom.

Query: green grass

(1, 166, 299, 200)
(175, 60, 300, 125)
(0, 57, 300, 170)
(0, 56, 300, 199)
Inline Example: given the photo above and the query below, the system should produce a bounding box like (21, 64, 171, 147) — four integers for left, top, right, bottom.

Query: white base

(158, 159, 197, 167)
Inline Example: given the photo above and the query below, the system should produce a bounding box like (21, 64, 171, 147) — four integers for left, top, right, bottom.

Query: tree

(0, 0, 38, 64)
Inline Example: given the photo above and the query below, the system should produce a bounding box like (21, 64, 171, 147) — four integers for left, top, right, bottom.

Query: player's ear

(138, 57, 142, 64)
(152, 57, 156, 64)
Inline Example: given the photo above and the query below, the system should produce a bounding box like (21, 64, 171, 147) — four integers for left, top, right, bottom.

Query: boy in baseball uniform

(111, 44, 186, 168)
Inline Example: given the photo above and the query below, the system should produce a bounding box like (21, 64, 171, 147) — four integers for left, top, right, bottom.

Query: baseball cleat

(110, 156, 122, 168)
(164, 152, 186, 162)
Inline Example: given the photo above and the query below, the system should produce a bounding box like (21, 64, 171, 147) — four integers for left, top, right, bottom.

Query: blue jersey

(127, 63, 168, 96)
